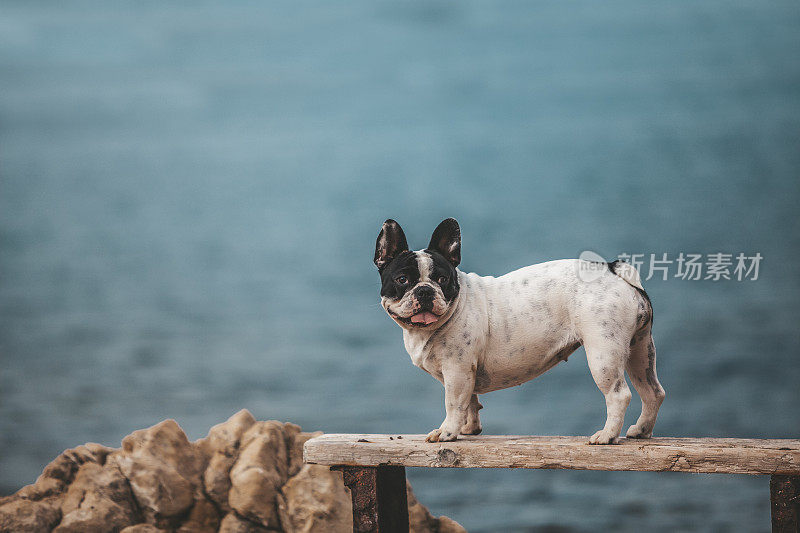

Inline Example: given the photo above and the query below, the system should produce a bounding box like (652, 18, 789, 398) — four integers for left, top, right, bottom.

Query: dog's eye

(437, 276, 448, 285)
(395, 275, 408, 285)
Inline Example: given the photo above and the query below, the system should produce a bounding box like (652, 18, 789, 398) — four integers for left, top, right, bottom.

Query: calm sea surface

(1, 2, 799, 531)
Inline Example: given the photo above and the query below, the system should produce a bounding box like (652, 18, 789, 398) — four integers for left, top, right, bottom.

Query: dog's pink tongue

(411, 312, 438, 325)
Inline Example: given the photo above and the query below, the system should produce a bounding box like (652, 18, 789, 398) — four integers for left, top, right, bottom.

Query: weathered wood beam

(307, 434, 800, 475)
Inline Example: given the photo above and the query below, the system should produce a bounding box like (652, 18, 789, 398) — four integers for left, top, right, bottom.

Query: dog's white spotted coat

(390, 258, 665, 445)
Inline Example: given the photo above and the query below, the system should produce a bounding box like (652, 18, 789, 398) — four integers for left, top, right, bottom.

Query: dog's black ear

(428, 218, 461, 267)
(374, 219, 409, 270)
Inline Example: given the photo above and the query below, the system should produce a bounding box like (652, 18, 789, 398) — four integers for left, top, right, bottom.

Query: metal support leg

(334, 465, 409, 533)
(771, 475, 800, 533)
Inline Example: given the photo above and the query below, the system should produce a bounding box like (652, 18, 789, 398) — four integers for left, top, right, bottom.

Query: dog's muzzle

(409, 285, 440, 325)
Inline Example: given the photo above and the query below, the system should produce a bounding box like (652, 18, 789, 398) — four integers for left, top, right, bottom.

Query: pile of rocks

(0, 410, 465, 532)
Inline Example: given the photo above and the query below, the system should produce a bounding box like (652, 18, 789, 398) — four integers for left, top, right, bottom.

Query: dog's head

(374, 218, 461, 329)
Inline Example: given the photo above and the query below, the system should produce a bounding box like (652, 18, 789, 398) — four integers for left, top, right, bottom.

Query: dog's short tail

(607, 260, 643, 290)
(608, 260, 653, 327)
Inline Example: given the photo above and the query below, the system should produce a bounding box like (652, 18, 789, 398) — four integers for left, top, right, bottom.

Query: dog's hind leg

(625, 329, 666, 439)
(460, 394, 483, 435)
(585, 339, 632, 444)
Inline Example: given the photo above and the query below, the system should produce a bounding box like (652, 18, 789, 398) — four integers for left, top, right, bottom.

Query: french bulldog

(374, 218, 665, 444)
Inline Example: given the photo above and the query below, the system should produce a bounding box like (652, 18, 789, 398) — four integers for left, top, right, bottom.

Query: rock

(121, 419, 206, 486)
(1, 413, 467, 532)
(197, 410, 257, 459)
(53, 462, 138, 532)
(438, 516, 468, 533)
(109, 419, 206, 528)
(281, 423, 301, 476)
(112, 453, 195, 528)
(277, 464, 351, 533)
(199, 410, 257, 512)
(12, 443, 112, 502)
(0, 498, 61, 532)
(218, 513, 270, 533)
(287, 432, 321, 478)
(176, 498, 220, 533)
(121, 525, 166, 533)
(227, 421, 288, 529)
(204, 451, 237, 513)
(13, 477, 63, 503)
(0, 443, 112, 533)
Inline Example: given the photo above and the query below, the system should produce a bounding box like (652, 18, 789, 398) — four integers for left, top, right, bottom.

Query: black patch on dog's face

(423, 249, 460, 303)
(378, 250, 460, 304)
(379, 250, 419, 300)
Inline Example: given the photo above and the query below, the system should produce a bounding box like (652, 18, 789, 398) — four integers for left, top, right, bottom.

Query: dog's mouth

(393, 310, 441, 327)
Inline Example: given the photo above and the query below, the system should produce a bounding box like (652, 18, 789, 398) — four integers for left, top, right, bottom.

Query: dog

(374, 218, 665, 444)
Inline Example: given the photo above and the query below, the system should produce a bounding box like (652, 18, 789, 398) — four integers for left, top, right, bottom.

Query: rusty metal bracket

(332, 465, 409, 533)
(771, 475, 800, 533)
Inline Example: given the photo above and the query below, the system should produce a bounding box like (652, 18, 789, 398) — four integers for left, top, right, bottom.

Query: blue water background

(1, 2, 799, 531)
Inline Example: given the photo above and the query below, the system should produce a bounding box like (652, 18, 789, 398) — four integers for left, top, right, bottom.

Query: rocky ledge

(0, 410, 465, 532)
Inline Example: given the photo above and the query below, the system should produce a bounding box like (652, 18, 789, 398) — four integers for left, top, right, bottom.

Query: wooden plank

(305, 434, 800, 475)
(771, 475, 800, 533)
(333, 465, 409, 533)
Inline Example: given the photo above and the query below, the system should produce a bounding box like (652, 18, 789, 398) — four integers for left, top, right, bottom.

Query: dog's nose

(414, 285, 435, 302)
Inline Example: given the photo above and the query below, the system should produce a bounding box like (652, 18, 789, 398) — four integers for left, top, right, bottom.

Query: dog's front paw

(425, 429, 442, 442)
(588, 429, 620, 445)
(625, 424, 653, 439)
(425, 428, 458, 442)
